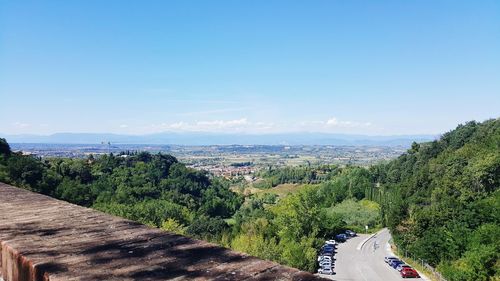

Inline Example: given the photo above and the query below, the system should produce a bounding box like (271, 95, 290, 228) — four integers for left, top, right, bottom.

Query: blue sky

(1, 0, 499, 135)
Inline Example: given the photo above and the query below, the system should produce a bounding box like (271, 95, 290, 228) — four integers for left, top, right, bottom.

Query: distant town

(10, 143, 406, 179)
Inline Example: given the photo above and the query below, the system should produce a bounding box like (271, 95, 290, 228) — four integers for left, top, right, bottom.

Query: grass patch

(326, 199, 381, 230)
(256, 183, 315, 198)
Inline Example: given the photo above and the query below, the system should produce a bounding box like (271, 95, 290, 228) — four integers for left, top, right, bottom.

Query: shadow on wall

(0, 220, 297, 280)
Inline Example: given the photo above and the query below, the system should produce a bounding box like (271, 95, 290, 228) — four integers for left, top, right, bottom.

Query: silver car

(318, 267, 334, 275)
(317, 255, 332, 262)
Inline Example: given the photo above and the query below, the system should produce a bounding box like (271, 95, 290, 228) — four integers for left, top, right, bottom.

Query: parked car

(318, 266, 334, 275)
(317, 255, 332, 262)
(400, 267, 420, 278)
(320, 255, 335, 261)
(319, 260, 332, 267)
(387, 258, 401, 267)
(384, 256, 398, 263)
(396, 264, 412, 272)
(325, 240, 337, 247)
(321, 244, 335, 250)
(391, 260, 405, 269)
(345, 230, 356, 237)
(335, 234, 347, 242)
(322, 248, 335, 253)
(321, 246, 335, 254)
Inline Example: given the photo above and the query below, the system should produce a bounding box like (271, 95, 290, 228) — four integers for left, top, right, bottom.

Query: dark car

(391, 260, 405, 269)
(321, 244, 335, 250)
(387, 258, 401, 267)
(321, 247, 334, 252)
(335, 234, 347, 242)
(384, 256, 398, 263)
(321, 244, 335, 251)
(345, 230, 356, 237)
(400, 268, 420, 278)
(321, 249, 335, 256)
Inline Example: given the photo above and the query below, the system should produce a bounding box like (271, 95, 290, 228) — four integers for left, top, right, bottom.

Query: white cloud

(326, 118, 339, 126)
(297, 117, 374, 133)
(145, 118, 275, 133)
(13, 122, 30, 128)
(119, 124, 128, 128)
(325, 117, 372, 128)
(129, 117, 373, 135)
(196, 118, 248, 128)
(169, 122, 188, 129)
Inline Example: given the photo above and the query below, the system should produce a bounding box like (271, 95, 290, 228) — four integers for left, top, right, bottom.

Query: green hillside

(0, 118, 498, 279)
(374, 119, 499, 280)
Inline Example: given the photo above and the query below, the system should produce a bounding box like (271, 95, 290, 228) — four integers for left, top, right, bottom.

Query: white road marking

(357, 229, 383, 250)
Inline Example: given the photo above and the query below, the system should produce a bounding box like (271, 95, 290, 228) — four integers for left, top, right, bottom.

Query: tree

(161, 218, 187, 235)
(0, 138, 11, 157)
(7, 155, 45, 191)
(186, 215, 228, 241)
(374, 119, 500, 280)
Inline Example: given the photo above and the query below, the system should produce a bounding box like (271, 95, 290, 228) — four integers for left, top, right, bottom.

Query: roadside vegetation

(374, 119, 499, 281)
(0, 118, 498, 280)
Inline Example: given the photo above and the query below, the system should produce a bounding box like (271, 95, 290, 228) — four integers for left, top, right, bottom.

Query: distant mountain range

(0, 132, 437, 146)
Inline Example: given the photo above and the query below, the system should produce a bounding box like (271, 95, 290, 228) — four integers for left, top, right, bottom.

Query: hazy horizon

(1, 130, 438, 137)
(1, 130, 438, 146)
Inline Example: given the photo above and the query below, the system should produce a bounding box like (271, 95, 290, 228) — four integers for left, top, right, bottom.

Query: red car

(400, 267, 420, 278)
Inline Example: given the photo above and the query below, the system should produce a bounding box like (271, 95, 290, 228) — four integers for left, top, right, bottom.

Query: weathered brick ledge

(0, 183, 325, 281)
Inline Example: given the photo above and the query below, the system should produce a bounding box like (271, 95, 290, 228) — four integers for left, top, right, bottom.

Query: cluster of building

(188, 163, 256, 179)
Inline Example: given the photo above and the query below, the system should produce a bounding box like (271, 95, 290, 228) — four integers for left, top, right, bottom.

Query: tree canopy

(373, 119, 500, 280)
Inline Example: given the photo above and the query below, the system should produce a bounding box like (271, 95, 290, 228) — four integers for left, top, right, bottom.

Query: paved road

(318, 228, 424, 281)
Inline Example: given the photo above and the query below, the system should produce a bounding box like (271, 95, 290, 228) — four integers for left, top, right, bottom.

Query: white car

(319, 260, 332, 267)
(317, 255, 332, 262)
(325, 240, 337, 246)
(318, 267, 334, 275)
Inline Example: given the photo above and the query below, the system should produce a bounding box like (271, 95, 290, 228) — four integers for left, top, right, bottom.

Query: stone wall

(0, 183, 324, 281)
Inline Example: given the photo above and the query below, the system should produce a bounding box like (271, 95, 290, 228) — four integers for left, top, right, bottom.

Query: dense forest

(374, 119, 499, 281)
(0, 118, 498, 280)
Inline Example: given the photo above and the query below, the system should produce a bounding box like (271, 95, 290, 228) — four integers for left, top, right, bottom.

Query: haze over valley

(1, 1, 498, 281)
